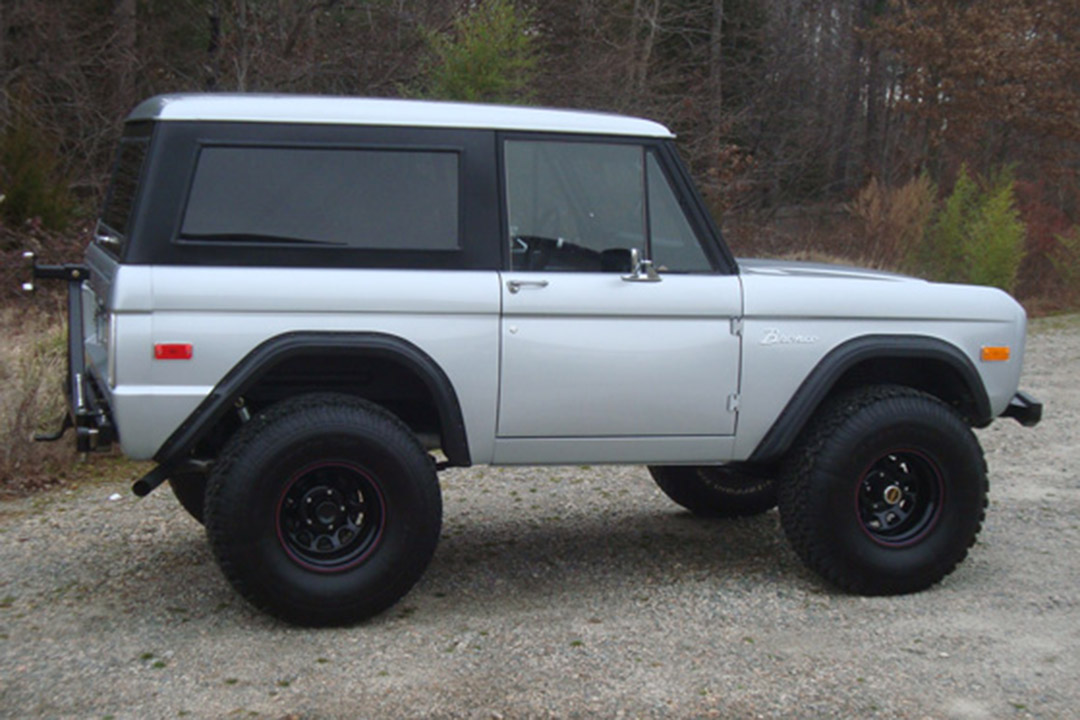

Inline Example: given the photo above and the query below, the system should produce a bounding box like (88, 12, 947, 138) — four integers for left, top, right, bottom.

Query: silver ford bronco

(25, 94, 1042, 626)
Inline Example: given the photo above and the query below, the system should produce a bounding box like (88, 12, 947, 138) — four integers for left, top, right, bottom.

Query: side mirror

(622, 247, 661, 283)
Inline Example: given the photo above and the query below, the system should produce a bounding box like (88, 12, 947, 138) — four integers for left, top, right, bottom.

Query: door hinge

(730, 318, 744, 336)
(727, 393, 740, 412)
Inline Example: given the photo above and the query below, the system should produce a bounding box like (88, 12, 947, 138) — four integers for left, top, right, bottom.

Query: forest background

(0, 0, 1078, 488)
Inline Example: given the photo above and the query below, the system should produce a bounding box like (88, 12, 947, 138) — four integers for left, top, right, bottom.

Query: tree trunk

(235, 0, 249, 91)
(114, 0, 137, 111)
(705, 0, 724, 198)
(0, 2, 7, 119)
(864, 43, 882, 181)
(832, 0, 868, 194)
(635, 0, 659, 97)
(207, 0, 223, 90)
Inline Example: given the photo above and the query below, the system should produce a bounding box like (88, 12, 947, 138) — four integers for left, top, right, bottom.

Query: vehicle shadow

(409, 506, 812, 618)
(83, 503, 815, 627)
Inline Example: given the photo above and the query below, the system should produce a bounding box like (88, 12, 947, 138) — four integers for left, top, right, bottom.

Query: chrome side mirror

(622, 247, 661, 283)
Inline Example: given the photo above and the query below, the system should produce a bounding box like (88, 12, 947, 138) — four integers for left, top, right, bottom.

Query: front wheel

(204, 394, 441, 626)
(778, 385, 988, 595)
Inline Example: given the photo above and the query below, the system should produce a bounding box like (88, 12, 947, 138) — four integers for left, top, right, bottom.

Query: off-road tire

(648, 465, 777, 517)
(204, 393, 442, 626)
(168, 472, 207, 524)
(778, 385, 988, 595)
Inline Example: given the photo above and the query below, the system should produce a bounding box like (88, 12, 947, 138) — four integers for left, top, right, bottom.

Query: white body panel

(87, 253, 1030, 465)
(732, 260, 1026, 460)
(495, 272, 741, 461)
(128, 94, 674, 138)
(96, 260, 502, 460)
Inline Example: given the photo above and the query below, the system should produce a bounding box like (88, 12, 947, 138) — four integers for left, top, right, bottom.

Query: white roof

(127, 94, 674, 138)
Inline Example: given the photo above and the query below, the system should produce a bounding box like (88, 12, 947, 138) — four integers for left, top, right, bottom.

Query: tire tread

(778, 384, 988, 595)
(204, 393, 439, 625)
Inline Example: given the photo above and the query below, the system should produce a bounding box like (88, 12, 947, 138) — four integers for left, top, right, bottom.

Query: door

(497, 138, 741, 441)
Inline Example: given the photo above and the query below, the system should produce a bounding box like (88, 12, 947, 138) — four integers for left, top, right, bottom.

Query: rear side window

(180, 146, 460, 250)
(98, 136, 150, 255)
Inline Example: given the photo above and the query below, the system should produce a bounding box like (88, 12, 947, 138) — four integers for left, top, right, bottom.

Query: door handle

(507, 279, 549, 294)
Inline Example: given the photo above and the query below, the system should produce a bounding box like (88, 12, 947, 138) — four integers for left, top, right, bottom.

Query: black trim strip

(656, 141, 739, 274)
(748, 335, 991, 463)
(152, 331, 472, 467)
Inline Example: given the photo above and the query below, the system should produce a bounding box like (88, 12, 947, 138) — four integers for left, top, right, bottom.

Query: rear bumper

(26, 256, 117, 452)
(1002, 390, 1042, 427)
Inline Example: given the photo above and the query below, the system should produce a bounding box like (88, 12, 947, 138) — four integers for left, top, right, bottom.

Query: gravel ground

(1, 317, 1078, 719)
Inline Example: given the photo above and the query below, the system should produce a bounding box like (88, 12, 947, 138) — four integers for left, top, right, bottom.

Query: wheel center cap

(883, 485, 903, 505)
(315, 501, 341, 525)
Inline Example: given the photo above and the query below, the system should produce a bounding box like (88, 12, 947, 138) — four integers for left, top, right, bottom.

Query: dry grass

(847, 175, 937, 270)
(0, 302, 75, 494)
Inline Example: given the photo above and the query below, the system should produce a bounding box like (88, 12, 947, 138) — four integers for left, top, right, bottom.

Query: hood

(736, 257, 1024, 324)
(736, 257, 922, 284)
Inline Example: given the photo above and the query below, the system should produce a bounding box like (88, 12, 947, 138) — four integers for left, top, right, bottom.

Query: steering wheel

(512, 235, 555, 271)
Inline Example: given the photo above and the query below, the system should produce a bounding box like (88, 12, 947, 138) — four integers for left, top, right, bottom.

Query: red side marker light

(154, 343, 193, 360)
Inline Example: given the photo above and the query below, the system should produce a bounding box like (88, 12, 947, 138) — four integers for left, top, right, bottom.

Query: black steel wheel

(778, 385, 987, 596)
(276, 461, 385, 571)
(205, 393, 441, 626)
(648, 465, 777, 517)
(857, 451, 943, 546)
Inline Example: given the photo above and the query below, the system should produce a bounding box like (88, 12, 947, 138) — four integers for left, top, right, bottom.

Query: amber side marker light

(980, 346, 1011, 362)
(155, 343, 193, 360)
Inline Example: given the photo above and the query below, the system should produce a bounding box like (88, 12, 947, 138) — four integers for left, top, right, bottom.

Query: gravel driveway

(2, 317, 1077, 719)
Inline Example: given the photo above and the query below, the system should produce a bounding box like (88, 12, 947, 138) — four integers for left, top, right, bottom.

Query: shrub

(912, 164, 1026, 293)
(0, 111, 74, 236)
(1013, 180, 1077, 304)
(965, 168, 1026, 292)
(1050, 227, 1080, 303)
(848, 174, 936, 269)
(418, 0, 537, 104)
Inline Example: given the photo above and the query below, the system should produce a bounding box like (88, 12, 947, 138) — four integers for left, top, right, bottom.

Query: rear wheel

(648, 465, 777, 517)
(204, 393, 441, 626)
(778, 385, 987, 595)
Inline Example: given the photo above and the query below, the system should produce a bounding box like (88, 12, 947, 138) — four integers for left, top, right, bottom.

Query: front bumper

(1002, 390, 1042, 427)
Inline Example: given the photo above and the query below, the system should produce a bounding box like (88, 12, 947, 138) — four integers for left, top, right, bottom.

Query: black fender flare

(747, 335, 990, 464)
(153, 331, 471, 468)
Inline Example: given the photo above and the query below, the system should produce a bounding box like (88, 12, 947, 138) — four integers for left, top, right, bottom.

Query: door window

(647, 153, 713, 273)
(505, 140, 644, 272)
(504, 140, 714, 273)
